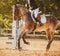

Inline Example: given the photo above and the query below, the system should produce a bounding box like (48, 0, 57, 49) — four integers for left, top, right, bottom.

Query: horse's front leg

(46, 29, 54, 51)
(18, 36, 21, 50)
(21, 30, 30, 45)
(18, 32, 22, 50)
(22, 33, 30, 45)
(18, 29, 24, 50)
(18, 30, 30, 50)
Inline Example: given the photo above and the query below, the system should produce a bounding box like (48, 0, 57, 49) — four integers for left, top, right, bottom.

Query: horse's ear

(11, 5, 15, 9)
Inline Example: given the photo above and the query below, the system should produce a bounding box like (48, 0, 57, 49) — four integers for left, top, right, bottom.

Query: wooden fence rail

(0, 28, 60, 37)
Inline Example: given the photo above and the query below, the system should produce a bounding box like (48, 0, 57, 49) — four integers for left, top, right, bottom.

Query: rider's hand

(39, 11, 42, 13)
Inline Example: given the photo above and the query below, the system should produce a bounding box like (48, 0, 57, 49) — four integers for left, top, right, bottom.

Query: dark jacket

(30, 0, 38, 10)
(26, 0, 38, 10)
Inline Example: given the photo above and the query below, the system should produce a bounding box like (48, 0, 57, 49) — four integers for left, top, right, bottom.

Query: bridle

(15, 5, 29, 19)
(14, 4, 37, 31)
(19, 9, 29, 18)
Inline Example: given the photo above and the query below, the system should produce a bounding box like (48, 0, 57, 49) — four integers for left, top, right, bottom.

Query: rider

(25, 0, 46, 25)
(25, 0, 40, 23)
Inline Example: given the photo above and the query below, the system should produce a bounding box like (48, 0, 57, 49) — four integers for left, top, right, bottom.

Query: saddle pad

(41, 15, 46, 23)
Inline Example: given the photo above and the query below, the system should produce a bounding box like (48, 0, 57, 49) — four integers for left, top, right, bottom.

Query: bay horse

(12, 4, 60, 51)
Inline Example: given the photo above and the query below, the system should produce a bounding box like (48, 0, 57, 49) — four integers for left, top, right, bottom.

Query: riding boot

(39, 21, 43, 26)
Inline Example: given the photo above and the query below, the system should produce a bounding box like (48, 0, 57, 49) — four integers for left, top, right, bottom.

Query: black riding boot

(39, 21, 43, 26)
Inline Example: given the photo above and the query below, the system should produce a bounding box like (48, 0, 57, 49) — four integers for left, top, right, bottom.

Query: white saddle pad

(41, 15, 46, 23)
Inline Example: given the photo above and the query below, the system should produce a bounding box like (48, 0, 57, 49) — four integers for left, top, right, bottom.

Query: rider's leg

(29, 10, 36, 23)
(34, 8, 39, 18)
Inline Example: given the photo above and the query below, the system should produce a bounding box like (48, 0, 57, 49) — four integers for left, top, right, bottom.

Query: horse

(12, 4, 60, 51)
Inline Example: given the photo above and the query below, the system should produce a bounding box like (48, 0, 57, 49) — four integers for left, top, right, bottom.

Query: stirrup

(39, 22, 43, 26)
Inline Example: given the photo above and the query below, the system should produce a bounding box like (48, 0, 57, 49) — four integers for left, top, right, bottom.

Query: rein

(19, 7, 37, 31)
(15, 4, 37, 31)
(20, 12, 28, 18)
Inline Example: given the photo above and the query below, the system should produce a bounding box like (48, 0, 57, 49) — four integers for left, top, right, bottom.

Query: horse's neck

(19, 6, 35, 23)
(21, 7, 28, 13)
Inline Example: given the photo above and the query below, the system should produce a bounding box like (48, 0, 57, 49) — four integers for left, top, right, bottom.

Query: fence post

(12, 5, 19, 49)
(12, 20, 16, 49)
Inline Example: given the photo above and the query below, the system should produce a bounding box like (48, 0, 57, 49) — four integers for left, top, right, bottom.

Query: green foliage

(0, 0, 60, 28)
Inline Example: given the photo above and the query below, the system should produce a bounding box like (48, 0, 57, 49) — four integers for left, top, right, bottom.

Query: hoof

(18, 49, 21, 51)
(46, 49, 49, 52)
(25, 42, 30, 45)
(18, 47, 22, 51)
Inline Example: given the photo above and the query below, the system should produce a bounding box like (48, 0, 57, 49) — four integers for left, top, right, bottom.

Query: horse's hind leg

(46, 29, 54, 51)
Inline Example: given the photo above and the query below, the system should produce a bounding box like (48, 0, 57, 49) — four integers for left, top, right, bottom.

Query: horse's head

(12, 4, 29, 20)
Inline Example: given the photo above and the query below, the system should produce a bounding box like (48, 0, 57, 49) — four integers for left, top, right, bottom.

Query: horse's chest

(20, 19, 33, 28)
(22, 21, 26, 25)
(20, 20, 25, 25)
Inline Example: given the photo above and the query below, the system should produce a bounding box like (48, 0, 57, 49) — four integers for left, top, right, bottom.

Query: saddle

(40, 14, 47, 26)
(29, 9, 47, 26)
(33, 13, 47, 26)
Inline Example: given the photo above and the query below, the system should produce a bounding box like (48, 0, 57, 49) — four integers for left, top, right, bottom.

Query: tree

(0, 0, 60, 28)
